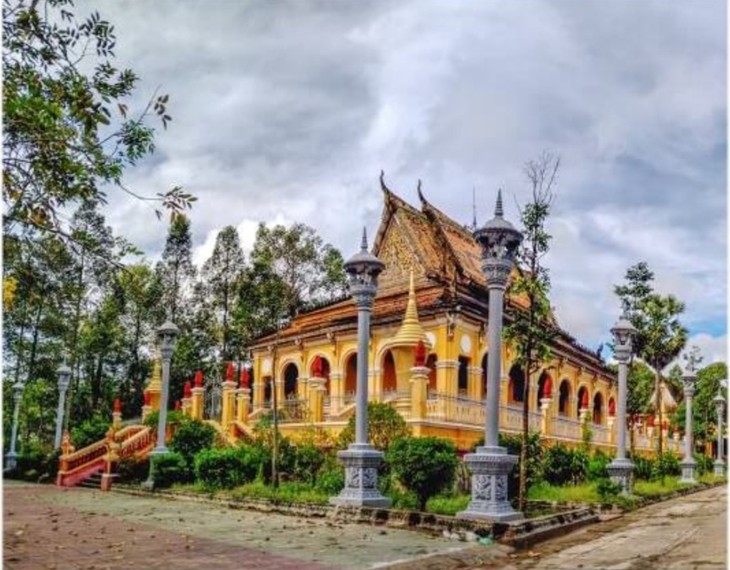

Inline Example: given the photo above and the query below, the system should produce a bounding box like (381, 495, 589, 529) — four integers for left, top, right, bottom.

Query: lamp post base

(457, 446, 523, 522)
(330, 444, 392, 508)
(713, 459, 725, 477)
(4, 452, 18, 472)
(680, 458, 697, 484)
(607, 458, 634, 495)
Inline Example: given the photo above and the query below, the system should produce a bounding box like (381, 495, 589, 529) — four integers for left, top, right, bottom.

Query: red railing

(56, 424, 151, 487)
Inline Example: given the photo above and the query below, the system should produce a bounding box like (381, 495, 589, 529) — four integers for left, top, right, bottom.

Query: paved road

(3, 482, 502, 569)
(491, 484, 728, 570)
(4, 482, 726, 569)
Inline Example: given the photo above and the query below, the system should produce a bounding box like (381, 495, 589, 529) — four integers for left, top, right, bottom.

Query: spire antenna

(472, 186, 477, 229)
(361, 227, 368, 252)
(495, 189, 504, 217)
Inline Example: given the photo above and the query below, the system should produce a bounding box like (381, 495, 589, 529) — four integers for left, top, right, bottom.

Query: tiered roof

(251, 176, 609, 376)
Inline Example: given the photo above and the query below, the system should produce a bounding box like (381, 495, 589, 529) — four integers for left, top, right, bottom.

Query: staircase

(56, 425, 153, 488)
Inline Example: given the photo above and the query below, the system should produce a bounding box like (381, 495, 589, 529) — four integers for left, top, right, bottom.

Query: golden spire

(147, 349, 162, 392)
(391, 271, 431, 348)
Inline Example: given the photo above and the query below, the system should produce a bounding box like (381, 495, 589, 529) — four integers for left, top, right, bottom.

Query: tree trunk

(26, 295, 45, 383)
(655, 365, 663, 456)
(519, 359, 532, 512)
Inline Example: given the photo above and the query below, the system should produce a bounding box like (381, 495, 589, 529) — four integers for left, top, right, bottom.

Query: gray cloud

(93, 1, 725, 359)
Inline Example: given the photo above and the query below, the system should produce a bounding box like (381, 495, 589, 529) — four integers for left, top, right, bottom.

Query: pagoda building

(245, 179, 635, 452)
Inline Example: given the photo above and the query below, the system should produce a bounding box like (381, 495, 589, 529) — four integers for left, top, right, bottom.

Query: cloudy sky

(98, 1, 727, 364)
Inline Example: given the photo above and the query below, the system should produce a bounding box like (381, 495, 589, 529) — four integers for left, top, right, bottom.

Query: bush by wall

(651, 452, 681, 479)
(587, 450, 611, 481)
(542, 444, 588, 486)
(152, 452, 187, 488)
(71, 415, 110, 448)
(169, 419, 216, 476)
(387, 436, 458, 511)
(195, 447, 258, 490)
(117, 456, 150, 484)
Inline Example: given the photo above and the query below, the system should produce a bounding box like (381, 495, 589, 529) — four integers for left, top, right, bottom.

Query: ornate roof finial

(379, 170, 389, 192)
(390, 270, 431, 349)
(495, 188, 504, 218)
(360, 227, 368, 252)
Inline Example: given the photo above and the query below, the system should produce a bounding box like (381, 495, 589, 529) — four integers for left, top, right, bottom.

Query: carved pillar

(329, 373, 343, 414)
(191, 386, 205, 421)
(236, 387, 251, 424)
(410, 366, 429, 420)
(540, 398, 552, 436)
(308, 377, 326, 423)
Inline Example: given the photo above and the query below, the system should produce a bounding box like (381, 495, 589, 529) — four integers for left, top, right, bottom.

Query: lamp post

(713, 390, 726, 476)
(458, 190, 524, 522)
(330, 228, 391, 507)
(4, 381, 25, 471)
(607, 314, 636, 494)
(143, 314, 179, 489)
(54, 360, 72, 450)
(680, 367, 697, 484)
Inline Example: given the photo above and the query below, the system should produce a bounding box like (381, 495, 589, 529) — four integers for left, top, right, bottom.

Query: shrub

(143, 410, 186, 429)
(596, 478, 622, 502)
(195, 447, 258, 490)
(71, 415, 110, 448)
(587, 450, 612, 481)
(292, 443, 325, 485)
(338, 403, 411, 451)
(632, 455, 655, 481)
(169, 419, 216, 475)
(152, 452, 187, 488)
(499, 432, 544, 496)
(693, 453, 714, 476)
(117, 456, 150, 484)
(387, 436, 458, 511)
(314, 465, 344, 495)
(542, 444, 588, 486)
(651, 452, 681, 479)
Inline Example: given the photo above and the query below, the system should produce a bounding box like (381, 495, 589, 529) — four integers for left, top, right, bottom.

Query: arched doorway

(283, 363, 298, 399)
(558, 379, 570, 416)
(426, 354, 437, 392)
(264, 377, 272, 405)
(508, 364, 525, 404)
(344, 353, 357, 402)
(382, 350, 396, 394)
(593, 392, 604, 425)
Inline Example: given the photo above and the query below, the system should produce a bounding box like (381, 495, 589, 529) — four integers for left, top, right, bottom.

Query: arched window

(383, 350, 397, 394)
(608, 397, 616, 417)
(577, 386, 589, 417)
(508, 364, 525, 404)
(481, 353, 489, 398)
(284, 363, 298, 398)
(426, 354, 438, 392)
(558, 380, 570, 416)
(537, 371, 553, 402)
(309, 357, 331, 394)
(264, 377, 272, 404)
(458, 356, 469, 395)
(593, 392, 604, 425)
(344, 354, 357, 398)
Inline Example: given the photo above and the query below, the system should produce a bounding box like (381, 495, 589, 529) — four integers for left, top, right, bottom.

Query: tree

(504, 151, 559, 511)
(3, 0, 194, 245)
(157, 214, 196, 323)
(639, 294, 688, 455)
(338, 403, 411, 451)
(249, 223, 347, 318)
(114, 263, 163, 415)
(387, 437, 458, 511)
(202, 226, 245, 361)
